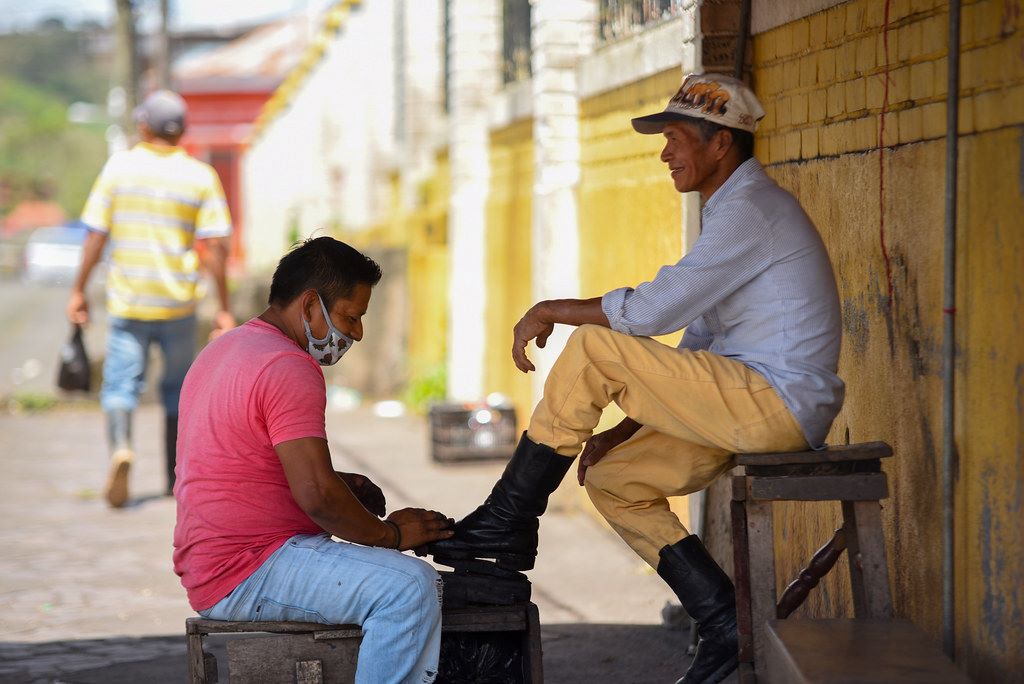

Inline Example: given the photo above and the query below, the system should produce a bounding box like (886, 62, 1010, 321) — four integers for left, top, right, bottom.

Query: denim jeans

(199, 534, 443, 684)
(101, 315, 196, 415)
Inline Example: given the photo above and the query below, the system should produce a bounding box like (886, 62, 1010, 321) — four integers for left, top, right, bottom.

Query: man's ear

(300, 289, 319, 321)
(713, 128, 734, 161)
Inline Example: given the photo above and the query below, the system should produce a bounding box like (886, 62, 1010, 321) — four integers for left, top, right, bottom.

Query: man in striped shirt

(431, 74, 844, 684)
(67, 90, 233, 509)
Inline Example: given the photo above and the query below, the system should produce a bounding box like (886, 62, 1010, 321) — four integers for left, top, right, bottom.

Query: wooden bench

(761, 619, 971, 683)
(186, 602, 543, 683)
(731, 441, 895, 681)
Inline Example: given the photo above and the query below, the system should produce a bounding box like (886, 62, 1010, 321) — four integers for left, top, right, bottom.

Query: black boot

(657, 536, 738, 684)
(165, 414, 179, 495)
(428, 433, 572, 570)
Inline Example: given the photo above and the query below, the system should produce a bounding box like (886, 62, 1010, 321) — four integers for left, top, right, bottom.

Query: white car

(22, 223, 91, 286)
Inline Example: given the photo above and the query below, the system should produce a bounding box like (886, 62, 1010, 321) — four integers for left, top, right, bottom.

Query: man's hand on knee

(577, 417, 643, 485)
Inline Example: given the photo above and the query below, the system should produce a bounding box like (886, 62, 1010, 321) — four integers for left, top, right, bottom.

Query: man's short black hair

(268, 236, 382, 307)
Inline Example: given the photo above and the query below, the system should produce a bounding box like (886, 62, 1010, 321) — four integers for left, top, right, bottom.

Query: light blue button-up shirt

(601, 158, 844, 447)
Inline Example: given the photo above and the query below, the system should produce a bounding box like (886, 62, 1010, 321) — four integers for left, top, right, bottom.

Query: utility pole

(114, 0, 140, 129)
(156, 0, 171, 89)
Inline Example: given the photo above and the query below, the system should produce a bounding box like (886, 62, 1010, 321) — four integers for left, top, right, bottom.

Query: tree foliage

(0, 24, 109, 218)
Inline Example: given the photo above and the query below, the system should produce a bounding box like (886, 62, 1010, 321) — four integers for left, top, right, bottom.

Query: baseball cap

(632, 72, 765, 135)
(133, 90, 187, 138)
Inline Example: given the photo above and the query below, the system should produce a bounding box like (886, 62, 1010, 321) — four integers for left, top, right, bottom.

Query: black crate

(428, 403, 517, 462)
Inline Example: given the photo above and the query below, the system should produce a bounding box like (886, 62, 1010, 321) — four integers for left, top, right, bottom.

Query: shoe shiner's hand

(387, 508, 454, 551)
(337, 472, 386, 517)
(577, 418, 643, 486)
(512, 304, 554, 373)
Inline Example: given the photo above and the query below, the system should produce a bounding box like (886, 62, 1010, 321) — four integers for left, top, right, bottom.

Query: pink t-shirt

(173, 318, 327, 611)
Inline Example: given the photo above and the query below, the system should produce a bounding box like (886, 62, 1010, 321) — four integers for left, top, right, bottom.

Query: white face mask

(302, 293, 354, 366)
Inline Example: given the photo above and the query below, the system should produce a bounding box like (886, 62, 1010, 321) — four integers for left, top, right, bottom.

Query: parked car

(22, 222, 92, 286)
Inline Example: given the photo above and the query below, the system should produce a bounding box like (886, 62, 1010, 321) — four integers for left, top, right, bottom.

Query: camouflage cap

(632, 72, 766, 134)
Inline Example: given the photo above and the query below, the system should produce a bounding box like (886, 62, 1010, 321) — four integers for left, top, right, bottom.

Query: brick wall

(754, 0, 1023, 164)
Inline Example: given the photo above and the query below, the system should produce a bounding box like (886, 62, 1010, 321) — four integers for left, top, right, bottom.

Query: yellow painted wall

(406, 151, 451, 383)
(577, 67, 692, 529)
(753, 0, 1022, 678)
(579, 68, 686, 309)
(355, 152, 450, 390)
(484, 119, 535, 427)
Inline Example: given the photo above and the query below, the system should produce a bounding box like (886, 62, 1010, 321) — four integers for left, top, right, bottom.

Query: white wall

(242, 0, 397, 272)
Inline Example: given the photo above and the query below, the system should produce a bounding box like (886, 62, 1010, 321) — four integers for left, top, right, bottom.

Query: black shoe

(165, 414, 178, 494)
(657, 536, 739, 684)
(428, 433, 572, 570)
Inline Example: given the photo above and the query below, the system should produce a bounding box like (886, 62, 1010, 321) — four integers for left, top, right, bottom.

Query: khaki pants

(527, 325, 806, 567)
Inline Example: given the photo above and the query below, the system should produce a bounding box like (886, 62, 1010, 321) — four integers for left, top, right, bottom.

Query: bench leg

(187, 633, 209, 684)
(525, 602, 544, 683)
(731, 498, 754, 665)
(842, 500, 894, 619)
(746, 499, 776, 672)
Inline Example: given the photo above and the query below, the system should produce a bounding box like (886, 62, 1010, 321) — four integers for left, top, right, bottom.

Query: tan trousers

(527, 325, 807, 567)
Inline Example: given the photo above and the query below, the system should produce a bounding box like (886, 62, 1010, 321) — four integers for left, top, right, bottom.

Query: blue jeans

(199, 534, 443, 684)
(101, 315, 196, 415)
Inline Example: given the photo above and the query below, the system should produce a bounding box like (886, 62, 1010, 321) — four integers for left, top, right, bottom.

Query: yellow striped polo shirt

(81, 142, 232, 321)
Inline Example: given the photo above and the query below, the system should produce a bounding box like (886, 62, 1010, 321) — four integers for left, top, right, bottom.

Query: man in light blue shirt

(431, 73, 844, 684)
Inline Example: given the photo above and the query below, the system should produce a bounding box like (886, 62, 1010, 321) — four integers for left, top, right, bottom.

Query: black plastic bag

(57, 324, 91, 392)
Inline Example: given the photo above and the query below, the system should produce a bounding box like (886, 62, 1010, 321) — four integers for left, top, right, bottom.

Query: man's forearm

(613, 416, 643, 439)
(537, 297, 611, 328)
(303, 477, 395, 547)
(198, 237, 230, 312)
(72, 230, 108, 294)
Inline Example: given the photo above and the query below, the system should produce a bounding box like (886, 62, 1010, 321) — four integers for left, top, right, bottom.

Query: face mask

(302, 293, 354, 366)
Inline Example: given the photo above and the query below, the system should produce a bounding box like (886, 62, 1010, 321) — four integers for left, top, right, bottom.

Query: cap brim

(630, 111, 692, 134)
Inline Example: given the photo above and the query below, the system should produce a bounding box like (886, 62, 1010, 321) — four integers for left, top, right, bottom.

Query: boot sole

(432, 548, 536, 571)
(702, 657, 738, 684)
(105, 449, 133, 508)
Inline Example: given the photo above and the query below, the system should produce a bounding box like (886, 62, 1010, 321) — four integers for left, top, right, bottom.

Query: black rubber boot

(164, 414, 178, 495)
(428, 432, 572, 570)
(657, 536, 738, 684)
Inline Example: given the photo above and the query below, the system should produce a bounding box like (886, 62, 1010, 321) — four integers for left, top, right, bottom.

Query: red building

(173, 19, 309, 267)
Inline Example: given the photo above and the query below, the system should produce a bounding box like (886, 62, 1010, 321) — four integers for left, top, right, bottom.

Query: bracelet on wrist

(384, 520, 401, 549)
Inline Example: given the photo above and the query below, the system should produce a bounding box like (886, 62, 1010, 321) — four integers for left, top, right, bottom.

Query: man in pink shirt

(173, 237, 453, 684)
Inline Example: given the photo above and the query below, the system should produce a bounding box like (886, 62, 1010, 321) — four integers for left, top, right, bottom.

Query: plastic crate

(428, 403, 517, 462)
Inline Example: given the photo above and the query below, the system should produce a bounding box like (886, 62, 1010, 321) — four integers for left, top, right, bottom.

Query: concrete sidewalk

(0, 402, 710, 683)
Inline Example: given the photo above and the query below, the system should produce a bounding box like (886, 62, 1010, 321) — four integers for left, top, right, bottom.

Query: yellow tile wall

(752, 0, 1024, 164)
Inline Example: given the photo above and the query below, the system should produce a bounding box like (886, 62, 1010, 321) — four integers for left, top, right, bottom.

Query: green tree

(0, 26, 109, 218)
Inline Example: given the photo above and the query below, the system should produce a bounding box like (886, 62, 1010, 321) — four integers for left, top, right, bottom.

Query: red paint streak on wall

(878, 0, 895, 306)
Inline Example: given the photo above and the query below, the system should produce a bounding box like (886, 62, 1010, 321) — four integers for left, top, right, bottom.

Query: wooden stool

(730, 441, 894, 681)
(186, 602, 543, 683)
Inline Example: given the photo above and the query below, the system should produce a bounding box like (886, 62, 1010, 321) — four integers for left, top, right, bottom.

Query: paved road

(0, 278, 108, 402)
(0, 401, 726, 683)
